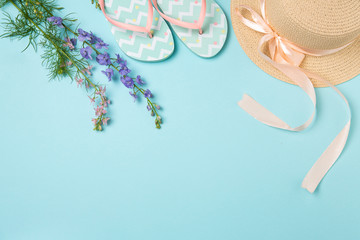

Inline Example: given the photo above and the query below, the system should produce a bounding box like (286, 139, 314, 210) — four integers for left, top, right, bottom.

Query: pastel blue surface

(0, 1, 360, 239)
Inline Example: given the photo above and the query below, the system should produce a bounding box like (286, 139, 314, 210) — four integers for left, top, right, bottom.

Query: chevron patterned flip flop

(152, 0, 228, 58)
(99, 0, 175, 62)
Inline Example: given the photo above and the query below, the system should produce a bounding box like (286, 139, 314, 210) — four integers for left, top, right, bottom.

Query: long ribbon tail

(238, 66, 351, 193)
(301, 72, 351, 193)
(238, 35, 317, 134)
(238, 94, 292, 130)
(302, 121, 350, 193)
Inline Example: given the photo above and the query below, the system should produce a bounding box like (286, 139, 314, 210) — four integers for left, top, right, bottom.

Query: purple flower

(129, 92, 138, 101)
(116, 54, 125, 65)
(47, 16, 64, 28)
(96, 52, 111, 66)
(101, 68, 114, 81)
(135, 75, 145, 85)
(70, 38, 77, 47)
(119, 66, 131, 76)
(121, 76, 134, 89)
(144, 89, 152, 98)
(119, 61, 128, 69)
(147, 105, 152, 111)
(80, 46, 93, 59)
(95, 38, 109, 49)
(95, 41, 109, 50)
(78, 28, 91, 42)
(89, 32, 98, 44)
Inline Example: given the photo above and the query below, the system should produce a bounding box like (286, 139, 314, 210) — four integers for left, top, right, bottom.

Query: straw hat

(230, 0, 360, 87)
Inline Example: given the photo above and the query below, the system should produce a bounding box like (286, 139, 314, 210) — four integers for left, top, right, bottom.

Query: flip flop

(99, 0, 175, 62)
(151, 0, 228, 58)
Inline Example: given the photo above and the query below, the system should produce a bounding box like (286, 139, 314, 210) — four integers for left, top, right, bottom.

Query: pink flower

(95, 106, 100, 116)
(76, 77, 83, 87)
(59, 61, 72, 68)
(92, 118, 97, 125)
(100, 99, 111, 107)
(88, 96, 95, 104)
(95, 106, 105, 116)
(63, 37, 76, 50)
(82, 65, 93, 76)
(95, 86, 106, 97)
(102, 117, 110, 125)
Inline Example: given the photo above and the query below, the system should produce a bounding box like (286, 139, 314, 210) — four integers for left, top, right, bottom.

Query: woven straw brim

(230, 0, 360, 88)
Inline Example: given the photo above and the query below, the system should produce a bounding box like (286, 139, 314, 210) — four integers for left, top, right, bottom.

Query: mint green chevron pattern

(157, 0, 228, 58)
(104, 0, 175, 62)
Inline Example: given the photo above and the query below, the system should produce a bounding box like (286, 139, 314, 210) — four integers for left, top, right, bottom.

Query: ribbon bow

(236, 0, 352, 193)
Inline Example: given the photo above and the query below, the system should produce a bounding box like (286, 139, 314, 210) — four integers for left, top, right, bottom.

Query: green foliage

(0, 0, 163, 130)
(0, 0, 111, 131)
(0, 0, 80, 80)
(90, 0, 100, 10)
(0, 0, 10, 8)
(1, 11, 39, 50)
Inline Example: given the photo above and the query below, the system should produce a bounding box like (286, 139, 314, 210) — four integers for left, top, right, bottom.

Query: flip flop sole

(157, 0, 228, 58)
(104, 0, 175, 62)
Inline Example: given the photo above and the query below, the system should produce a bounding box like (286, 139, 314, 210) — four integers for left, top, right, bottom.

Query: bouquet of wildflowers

(0, 0, 163, 131)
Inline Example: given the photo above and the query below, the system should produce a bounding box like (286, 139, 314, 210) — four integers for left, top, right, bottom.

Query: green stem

(12, 0, 101, 96)
(134, 85, 159, 117)
(33, 0, 102, 55)
(29, 0, 159, 120)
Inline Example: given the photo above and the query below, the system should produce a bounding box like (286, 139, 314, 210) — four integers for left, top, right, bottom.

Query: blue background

(1, 1, 360, 239)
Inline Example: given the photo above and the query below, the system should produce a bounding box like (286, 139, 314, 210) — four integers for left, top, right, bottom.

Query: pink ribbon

(99, 0, 154, 38)
(236, 0, 353, 193)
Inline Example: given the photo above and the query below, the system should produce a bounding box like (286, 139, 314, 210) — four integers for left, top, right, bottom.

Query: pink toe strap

(151, 0, 207, 33)
(99, 0, 154, 38)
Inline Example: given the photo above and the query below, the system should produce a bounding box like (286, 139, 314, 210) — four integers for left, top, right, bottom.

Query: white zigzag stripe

(126, 31, 171, 58)
(111, 18, 164, 47)
(178, 2, 217, 20)
(178, 13, 225, 39)
(178, 2, 197, 20)
(187, 42, 201, 48)
(177, 28, 192, 38)
(107, 1, 164, 31)
(111, 0, 147, 20)
(205, 3, 217, 17)
(151, 17, 164, 30)
(200, 14, 226, 37)
(157, 0, 216, 19)
(105, 0, 113, 8)
(147, 49, 172, 60)
(202, 34, 226, 57)
(124, 13, 164, 30)
(112, 28, 146, 46)
(124, 12, 148, 25)
(159, 0, 184, 15)
(205, 3, 218, 17)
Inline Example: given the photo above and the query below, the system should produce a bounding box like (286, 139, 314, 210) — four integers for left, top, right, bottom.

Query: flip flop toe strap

(99, 0, 154, 38)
